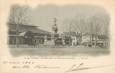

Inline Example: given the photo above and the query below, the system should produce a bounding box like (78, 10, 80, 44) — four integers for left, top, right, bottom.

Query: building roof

(62, 32, 81, 37)
(8, 23, 51, 35)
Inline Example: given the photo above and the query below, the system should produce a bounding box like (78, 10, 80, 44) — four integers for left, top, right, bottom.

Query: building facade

(8, 23, 51, 46)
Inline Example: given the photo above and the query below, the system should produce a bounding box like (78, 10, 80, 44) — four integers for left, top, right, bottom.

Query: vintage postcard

(0, 0, 115, 73)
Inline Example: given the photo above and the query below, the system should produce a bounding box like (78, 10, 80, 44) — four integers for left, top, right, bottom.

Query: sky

(9, 4, 110, 34)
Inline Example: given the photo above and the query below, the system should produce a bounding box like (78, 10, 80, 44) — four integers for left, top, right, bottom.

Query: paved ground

(9, 45, 110, 56)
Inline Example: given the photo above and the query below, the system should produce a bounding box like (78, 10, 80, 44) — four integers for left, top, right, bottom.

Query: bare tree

(89, 13, 110, 46)
(8, 5, 29, 47)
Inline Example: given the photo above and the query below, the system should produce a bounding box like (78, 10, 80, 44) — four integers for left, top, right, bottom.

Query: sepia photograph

(7, 4, 110, 56)
(0, 0, 115, 73)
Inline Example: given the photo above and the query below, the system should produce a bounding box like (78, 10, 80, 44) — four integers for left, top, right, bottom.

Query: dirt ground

(9, 45, 110, 56)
